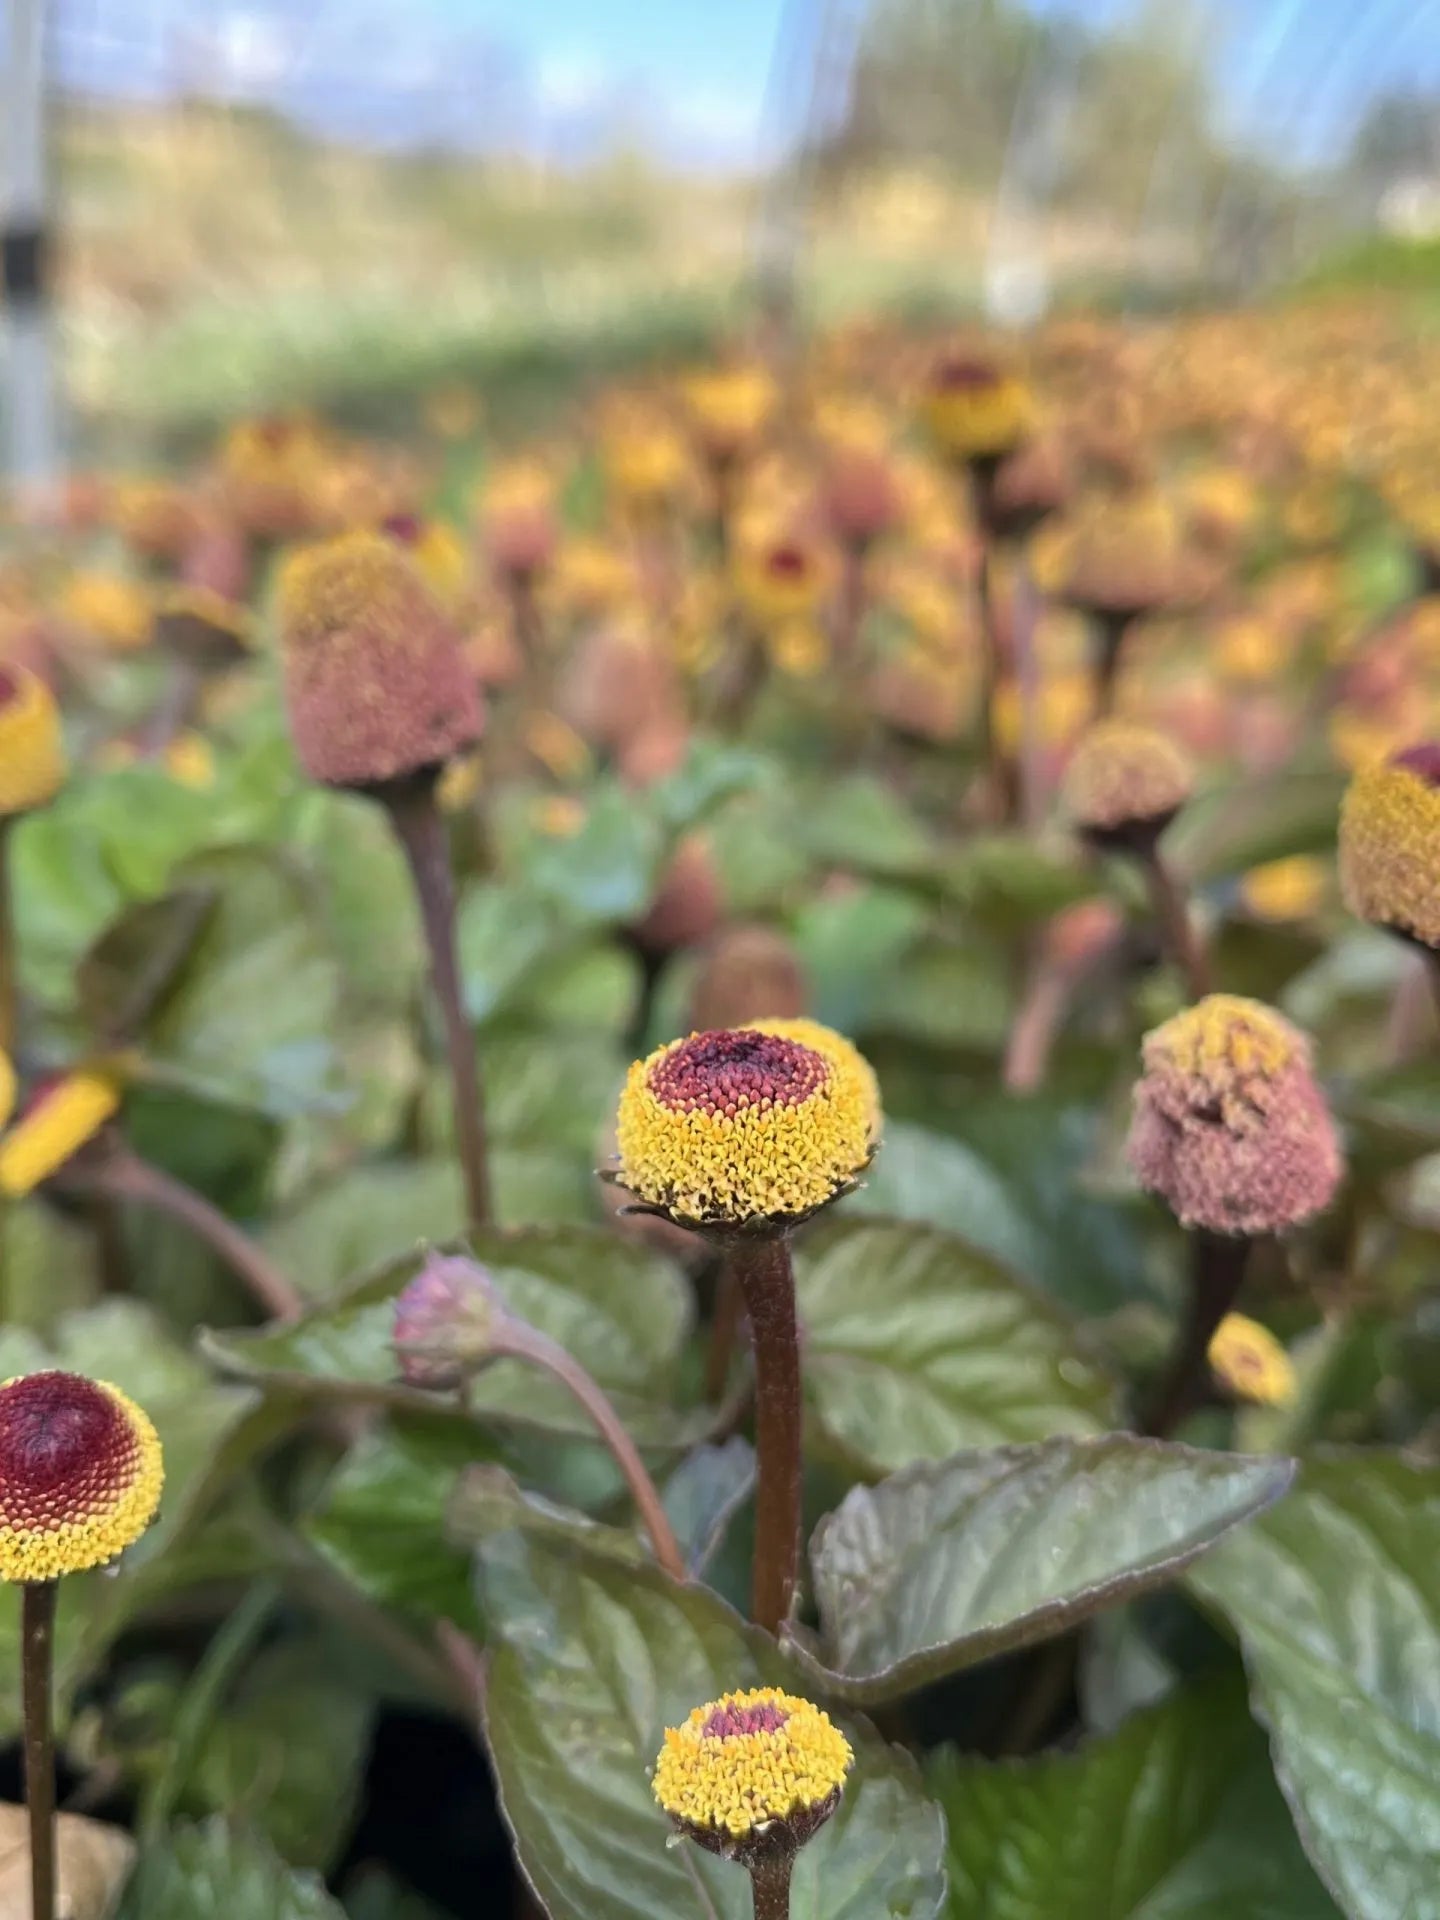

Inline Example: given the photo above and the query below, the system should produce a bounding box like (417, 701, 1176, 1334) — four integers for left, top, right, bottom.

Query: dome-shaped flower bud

(688, 926, 808, 1033)
(984, 435, 1071, 540)
(920, 348, 1035, 462)
(0, 1371, 163, 1582)
(0, 666, 65, 816)
(631, 836, 723, 956)
(613, 1026, 872, 1234)
(1127, 995, 1342, 1237)
(0, 1070, 122, 1198)
(478, 463, 558, 581)
(392, 1253, 502, 1390)
(1338, 741, 1440, 948)
(1207, 1311, 1296, 1407)
(1062, 719, 1194, 849)
(278, 530, 483, 790)
(653, 1688, 852, 1867)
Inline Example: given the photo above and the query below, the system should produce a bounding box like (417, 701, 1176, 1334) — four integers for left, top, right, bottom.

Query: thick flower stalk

(1128, 996, 1341, 1435)
(654, 1688, 852, 1917)
(278, 531, 491, 1230)
(612, 1025, 874, 1633)
(1063, 719, 1206, 995)
(0, 1370, 163, 1920)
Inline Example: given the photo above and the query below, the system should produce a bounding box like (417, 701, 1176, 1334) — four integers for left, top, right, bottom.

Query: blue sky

(48, 0, 1440, 172)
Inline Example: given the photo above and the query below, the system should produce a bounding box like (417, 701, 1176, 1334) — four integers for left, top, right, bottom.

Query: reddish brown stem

(1092, 610, 1135, 715)
(383, 778, 492, 1234)
(729, 1237, 803, 1634)
(22, 1580, 57, 1920)
(833, 541, 868, 670)
(494, 1322, 684, 1581)
(1140, 845, 1210, 999)
(1142, 1231, 1252, 1438)
(1003, 961, 1069, 1094)
(86, 1145, 302, 1321)
(750, 1854, 794, 1920)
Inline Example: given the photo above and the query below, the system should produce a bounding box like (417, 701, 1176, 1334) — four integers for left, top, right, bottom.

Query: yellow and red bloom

(1208, 1312, 1297, 1407)
(1339, 742, 1440, 949)
(1127, 995, 1342, 1237)
(0, 1070, 122, 1198)
(613, 1026, 872, 1233)
(653, 1688, 852, 1863)
(920, 349, 1035, 462)
(278, 530, 483, 790)
(0, 666, 65, 816)
(0, 1371, 163, 1582)
(745, 1016, 883, 1148)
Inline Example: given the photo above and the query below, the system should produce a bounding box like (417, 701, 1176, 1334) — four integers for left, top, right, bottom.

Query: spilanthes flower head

(154, 583, 253, 664)
(0, 1371, 163, 1582)
(218, 414, 326, 541)
(920, 349, 1035, 462)
(58, 573, 153, 654)
(0, 1070, 122, 1198)
(653, 1688, 852, 1865)
(379, 512, 470, 611)
(680, 366, 776, 465)
(1338, 742, 1440, 949)
(983, 435, 1071, 539)
(477, 461, 558, 580)
(393, 1253, 502, 1390)
(1208, 1312, 1297, 1407)
(1127, 995, 1342, 1237)
(1062, 719, 1194, 847)
(1240, 855, 1328, 924)
(278, 530, 483, 790)
(0, 666, 65, 816)
(612, 1027, 872, 1234)
(735, 531, 833, 631)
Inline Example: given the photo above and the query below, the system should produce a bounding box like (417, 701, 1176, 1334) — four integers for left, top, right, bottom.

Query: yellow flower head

(1339, 744, 1440, 948)
(653, 1688, 852, 1861)
(734, 531, 833, 631)
(614, 1026, 872, 1233)
(163, 733, 216, 790)
(154, 583, 254, 653)
(0, 666, 65, 816)
(380, 513, 471, 610)
(921, 349, 1035, 461)
(601, 410, 693, 508)
(745, 1017, 883, 1147)
(0, 1371, 163, 1581)
(1240, 856, 1327, 924)
(1062, 720, 1194, 841)
(680, 366, 776, 463)
(0, 1071, 122, 1198)
(59, 573, 153, 654)
(1208, 1312, 1297, 1408)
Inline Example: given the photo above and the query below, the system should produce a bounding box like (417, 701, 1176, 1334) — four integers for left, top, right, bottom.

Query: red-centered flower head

(920, 348, 1035, 463)
(1339, 741, 1440, 949)
(613, 1026, 872, 1235)
(392, 1253, 503, 1390)
(278, 530, 483, 790)
(0, 1371, 163, 1582)
(653, 1688, 852, 1867)
(1062, 719, 1195, 849)
(1127, 995, 1342, 1237)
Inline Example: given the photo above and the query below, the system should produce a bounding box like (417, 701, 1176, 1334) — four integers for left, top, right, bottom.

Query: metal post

(4, 0, 60, 494)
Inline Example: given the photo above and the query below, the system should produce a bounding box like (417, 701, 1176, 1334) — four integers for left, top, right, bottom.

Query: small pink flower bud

(392, 1254, 502, 1390)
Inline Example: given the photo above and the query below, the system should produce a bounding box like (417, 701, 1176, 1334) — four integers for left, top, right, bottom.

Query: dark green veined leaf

(795, 1217, 1115, 1475)
(792, 1435, 1294, 1704)
(118, 1820, 345, 1919)
(1189, 1450, 1440, 1920)
(931, 1674, 1340, 1918)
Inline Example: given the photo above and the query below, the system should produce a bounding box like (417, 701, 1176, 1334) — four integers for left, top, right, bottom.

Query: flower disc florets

(1063, 719, 1194, 847)
(653, 1688, 852, 1865)
(1127, 995, 1342, 1237)
(1339, 742, 1440, 948)
(0, 1372, 163, 1582)
(613, 1027, 872, 1234)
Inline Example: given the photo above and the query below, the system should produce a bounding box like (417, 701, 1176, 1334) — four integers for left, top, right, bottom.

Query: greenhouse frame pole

(3, 0, 61, 495)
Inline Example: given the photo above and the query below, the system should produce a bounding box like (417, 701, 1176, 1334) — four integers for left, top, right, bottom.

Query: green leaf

(1189, 1451, 1440, 1920)
(187, 1643, 372, 1871)
(797, 774, 935, 879)
(796, 1217, 1115, 1475)
(651, 742, 768, 830)
(1168, 769, 1346, 886)
(210, 1224, 694, 1447)
(308, 1418, 485, 1628)
(263, 1162, 465, 1298)
(793, 1436, 1294, 1704)
(662, 1438, 756, 1575)
(504, 781, 665, 925)
(930, 1675, 1340, 1918)
(939, 834, 1093, 928)
(477, 1526, 946, 1920)
(867, 937, 1013, 1049)
(143, 850, 343, 1118)
(791, 886, 930, 1034)
(456, 881, 561, 1023)
(119, 1819, 345, 1919)
(291, 790, 424, 1013)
